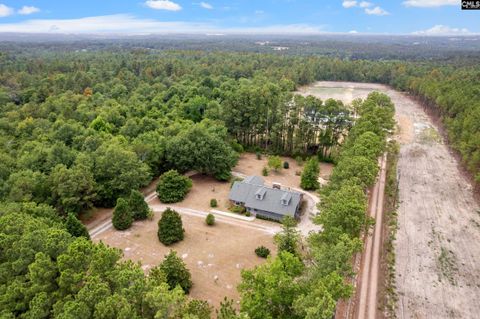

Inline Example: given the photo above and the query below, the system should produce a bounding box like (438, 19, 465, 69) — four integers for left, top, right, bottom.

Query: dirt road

(356, 154, 387, 319)
(304, 82, 480, 319)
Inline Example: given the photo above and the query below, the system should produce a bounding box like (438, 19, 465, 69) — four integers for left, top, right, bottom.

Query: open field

(302, 81, 480, 319)
(296, 82, 375, 104)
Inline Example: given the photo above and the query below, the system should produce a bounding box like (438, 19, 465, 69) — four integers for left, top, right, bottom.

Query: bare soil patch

(234, 152, 333, 188)
(177, 174, 232, 212)
(304, 81, 480, 319)
(94, 210, 276, 307)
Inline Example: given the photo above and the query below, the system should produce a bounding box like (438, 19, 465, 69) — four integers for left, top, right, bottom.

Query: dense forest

(0, 39, 479, 318)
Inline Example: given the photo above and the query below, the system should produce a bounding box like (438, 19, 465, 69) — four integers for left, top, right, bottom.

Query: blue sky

(0, 0, 477, 35)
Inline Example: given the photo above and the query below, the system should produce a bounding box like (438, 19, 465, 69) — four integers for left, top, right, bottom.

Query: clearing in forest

(302, 81, 480, 319)
(88, 153, 333, 307)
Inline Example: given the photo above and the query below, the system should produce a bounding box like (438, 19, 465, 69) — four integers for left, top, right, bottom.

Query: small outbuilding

(229, 176, 302, 221)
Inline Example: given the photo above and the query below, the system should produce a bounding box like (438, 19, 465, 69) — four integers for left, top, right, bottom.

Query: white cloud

(412, 25, 471, 35)
(342, 1, 357, 8)
(200, 2, 213, 9)
(0, 4, 14, 17)
(359, 1, 373, 8)
(0, 14, 327, 34)
(349, 30, 358, 33)
(18, 6, 40, 15)
(145, 0, 182, 11)
(403, 0, 456, 7)
(365, 6, 389, 15)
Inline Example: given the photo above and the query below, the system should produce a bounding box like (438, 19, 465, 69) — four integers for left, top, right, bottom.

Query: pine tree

(128, 189, 149, 220)
(160, 250, 193, 293)
(112, 198, 133, 230)
(158, 208, 184, 245)
(65, 213, 90, 239)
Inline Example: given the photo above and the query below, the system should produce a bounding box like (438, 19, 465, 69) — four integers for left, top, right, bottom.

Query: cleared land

(93, 205, 277, 307)
(234, 152, 333, 187)
(303, 81, 480, 319)
(87, 154, 332, 307)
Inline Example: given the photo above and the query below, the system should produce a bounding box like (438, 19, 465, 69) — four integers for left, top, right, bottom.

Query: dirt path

(89, 191, 281, 239)
(356, 153, 387, 319)
(304, 81, 480, 319)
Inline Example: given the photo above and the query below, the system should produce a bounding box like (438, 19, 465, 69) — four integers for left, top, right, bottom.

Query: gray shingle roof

(229, 176, 302, 217)
(243, 175, 265, 185)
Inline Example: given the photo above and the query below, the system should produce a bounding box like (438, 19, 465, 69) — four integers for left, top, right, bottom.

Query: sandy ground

(177, 174, 233, 212)
(296, 82, 376, 105)
(305, 81, 480, 319)
(234, 152, 333, 188)
(95, 208, 277, 307)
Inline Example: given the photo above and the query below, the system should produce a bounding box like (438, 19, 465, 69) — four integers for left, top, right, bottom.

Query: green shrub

(205, 213, 215, 226)
(268, 156, 282, 171)
(262, 167, 269, 176)
(230, 205, 246, 214)
(156, 170, 192, 203)
(231, 140, 244, 153)
(157, 208, 184, 245)
(245, 211, 252, 217)
(256, 214, 282, 223)
(256, 152, 262, 160)
(112, 198, 133, 230)
(128, 189, 149, 220)
(159, 250, 193, 293)
(255, 246, 270, 258)
(300, 157, 320, 190)
(65, 213, 90, 239)
(283, 161, 289, 169)
(210, 198, 217, 208)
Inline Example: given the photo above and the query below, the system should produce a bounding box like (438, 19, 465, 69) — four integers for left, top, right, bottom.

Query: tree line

(229, 92, 395, 319)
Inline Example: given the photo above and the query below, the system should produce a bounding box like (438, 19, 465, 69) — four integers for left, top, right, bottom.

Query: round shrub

(205, 213, 215, 226)
(262, 167, 269, 176)
(112, 198, 133, 230)
(158, 208, 184, 245)
(210, 198, 217, 208)
(283, 161, 289, 169)
(256, 152, 262, 160)
(255, 246, 270, 258)
(156, 170, 192, 203)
